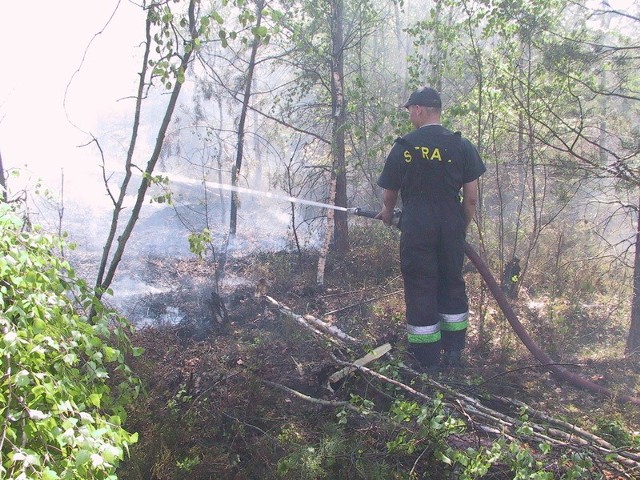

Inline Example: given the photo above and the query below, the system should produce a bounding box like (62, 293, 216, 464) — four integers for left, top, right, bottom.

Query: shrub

(0, 205, 140, 479)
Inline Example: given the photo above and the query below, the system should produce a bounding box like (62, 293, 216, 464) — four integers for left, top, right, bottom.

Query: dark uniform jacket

(377, 124, 485, 202)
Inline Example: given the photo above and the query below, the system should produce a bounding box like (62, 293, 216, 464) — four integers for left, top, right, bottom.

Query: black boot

(442, 349, 463, 368)
(408, 343, 442, 372)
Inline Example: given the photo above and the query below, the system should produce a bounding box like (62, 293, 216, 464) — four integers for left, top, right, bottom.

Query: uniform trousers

(399, 198, 469, 367)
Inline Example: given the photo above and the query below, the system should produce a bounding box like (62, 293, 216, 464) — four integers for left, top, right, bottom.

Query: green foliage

(146, 173, 173, 205)
(595, 418, 634, 448)
(175, 453, 201, 472)
(0, 205, 140, 479)
(167, 383, 193, 414)
(148, 4, 184, 90)
(187, 228, 212, 259)
(215, 0, 283, 49)
(387, 394, 466, 461)
(276, 423, 346, 479)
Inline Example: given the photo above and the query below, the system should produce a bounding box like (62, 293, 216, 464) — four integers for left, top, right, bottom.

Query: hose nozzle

(348, 207, 401, 227)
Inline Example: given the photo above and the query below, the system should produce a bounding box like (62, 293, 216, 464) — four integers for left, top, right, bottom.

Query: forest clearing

(2, 0, 640, 478)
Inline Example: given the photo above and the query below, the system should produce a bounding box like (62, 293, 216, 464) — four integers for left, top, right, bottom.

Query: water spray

(164, 173, 400, 217)
(204, 180, 402, 225)
(201, 180, 350, 212)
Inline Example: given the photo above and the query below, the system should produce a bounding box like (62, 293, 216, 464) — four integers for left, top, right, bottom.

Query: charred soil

(117, 227, 640, 479)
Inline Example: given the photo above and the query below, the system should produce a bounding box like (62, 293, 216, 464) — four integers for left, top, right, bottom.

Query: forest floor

(115, 224, 640, 480)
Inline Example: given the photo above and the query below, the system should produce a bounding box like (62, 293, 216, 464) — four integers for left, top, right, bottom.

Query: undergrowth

(115, 227, 640, 479)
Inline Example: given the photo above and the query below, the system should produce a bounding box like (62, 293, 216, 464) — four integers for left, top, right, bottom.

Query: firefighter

(376, 87, 486, 371)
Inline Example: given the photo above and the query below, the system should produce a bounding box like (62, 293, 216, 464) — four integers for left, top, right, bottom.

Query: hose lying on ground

(350, 208, 639, 404)
(464, 242, 640, 406)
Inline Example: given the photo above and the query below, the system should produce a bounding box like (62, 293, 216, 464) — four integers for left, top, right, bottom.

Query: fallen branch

(331, 354, 432, 403)
(264, 295, 359, 344)
(330, 355, 640, 473)
(263, 380, 359, 413)
(264, 291, 639, 476)
(494, 395, 640, 465)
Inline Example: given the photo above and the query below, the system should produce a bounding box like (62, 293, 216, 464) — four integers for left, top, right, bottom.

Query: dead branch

(494, 395, 640, 465)
(268, 293, 639, 476)
(336, 356, 640, 472)
(264, 295, 359, 344)
(263, 380, 359, 413)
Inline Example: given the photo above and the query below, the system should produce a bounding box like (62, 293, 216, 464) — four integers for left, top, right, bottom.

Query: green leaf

(32, 316, 47, 333)
(76, 449, 92, 466)
(103, 346, 120, 363)
(12, 449, 42, 467)
(88, 393, 102, 408)
(252, 25, 268, 38)
(211, 11, 224, 24)
(27, 409, 50, 421)
(101, 445, 122, 464)
(91, 453, 105, 468)
(15, 369, 31, 387)
(3, 330, 18, 347)
(42, 468, 60, 480)
(63, 352, 78, 365)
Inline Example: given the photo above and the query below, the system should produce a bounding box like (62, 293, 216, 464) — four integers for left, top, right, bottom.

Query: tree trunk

(626, 192, 640, 356)
(230, 0, 264, 235)
(95, 0, 199, 298)
(317, 175, 337, 288)
(0, 150, 6, 202)
(330, 0, 349, 254)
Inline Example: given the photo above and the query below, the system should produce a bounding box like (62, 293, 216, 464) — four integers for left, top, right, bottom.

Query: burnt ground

(115, 227, 640, 479)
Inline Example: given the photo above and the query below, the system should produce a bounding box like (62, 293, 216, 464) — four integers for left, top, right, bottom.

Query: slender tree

(329, 0, 349, 253)
(94, 0, 205, 299)
(229, 0, 268, 235)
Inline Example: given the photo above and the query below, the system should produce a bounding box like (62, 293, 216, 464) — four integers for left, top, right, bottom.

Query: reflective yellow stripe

(439, 312, 469, 332)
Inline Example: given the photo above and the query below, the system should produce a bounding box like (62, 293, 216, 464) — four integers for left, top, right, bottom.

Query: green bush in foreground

(0, 205, 141, 479)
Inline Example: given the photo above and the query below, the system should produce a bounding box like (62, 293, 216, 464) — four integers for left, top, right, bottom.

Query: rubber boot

(442, 349, 463, 368)
(408, 342, 442, 373)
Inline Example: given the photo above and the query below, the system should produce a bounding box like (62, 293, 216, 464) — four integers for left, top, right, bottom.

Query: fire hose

(350, 207, 640, 405)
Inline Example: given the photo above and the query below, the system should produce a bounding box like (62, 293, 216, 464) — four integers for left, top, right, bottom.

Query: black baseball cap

(403, 87, 442, 108)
